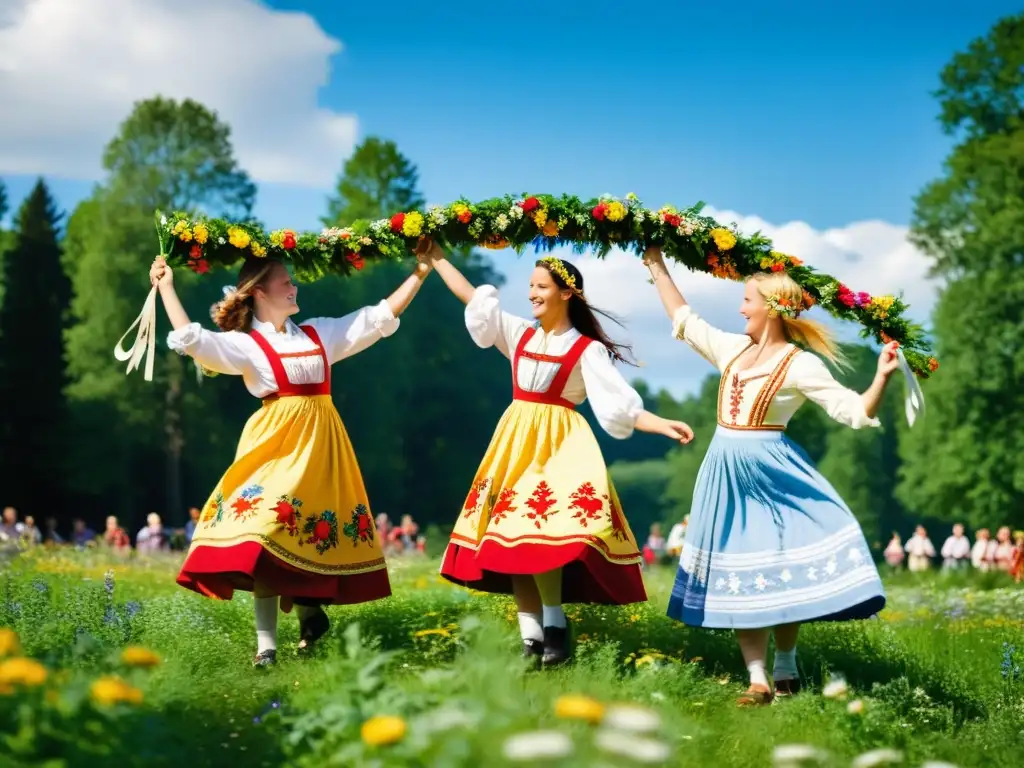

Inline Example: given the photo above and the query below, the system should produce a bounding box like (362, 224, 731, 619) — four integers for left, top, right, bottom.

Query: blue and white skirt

(666, 427, 885, 629)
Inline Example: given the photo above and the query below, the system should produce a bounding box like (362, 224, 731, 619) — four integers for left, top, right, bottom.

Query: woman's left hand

(661, 418, 694, 444)
(877, 341, 900, 378)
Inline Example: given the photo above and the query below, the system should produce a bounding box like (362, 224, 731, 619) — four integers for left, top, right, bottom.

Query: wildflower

(502, 731, 573, 761)
(193, 223, 208, 244)
(361, 715, 407, 746)
(822, 676, 849, 699)
(710, 227, 737, 252)
(413, 628, 451, 638)
(852, 749, 903, 767)
(605, 200, 627, 222)
(0, 657, 47, 687)
(90, 676, 143, 706)
(104, 569, 115, 599)
(773, 744, 828, 764)
(603, 703, 661, 732)
(554, 694, 604, 723)
(595, 730, 670, 763)
(0, 628, 20, 657)
(121, 646, 161, 668)
(228, 227, 251, 249)
(847, 699, 865, 715)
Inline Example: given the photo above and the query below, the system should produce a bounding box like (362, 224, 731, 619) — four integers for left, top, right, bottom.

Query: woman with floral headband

(148, 251, 431, 666)
(642, 245, 899, 706)
(420, 238, 694, 667)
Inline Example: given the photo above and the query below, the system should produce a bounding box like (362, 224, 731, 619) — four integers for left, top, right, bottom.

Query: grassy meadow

(0, 547, 1022, 768)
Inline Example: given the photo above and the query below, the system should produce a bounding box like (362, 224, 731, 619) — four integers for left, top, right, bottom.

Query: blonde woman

(642, 246, 898, 707)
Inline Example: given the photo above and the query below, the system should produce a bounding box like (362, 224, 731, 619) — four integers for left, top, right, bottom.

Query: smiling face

(254, 261, 299, 317)
(529, 266, 572, 321)
(740, 279, 770, 338)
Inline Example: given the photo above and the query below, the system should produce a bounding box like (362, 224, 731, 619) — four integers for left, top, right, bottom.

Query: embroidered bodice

(672, 305, 879, 430)
(465, 285, 644, 438)
(166, 301, 398, 399)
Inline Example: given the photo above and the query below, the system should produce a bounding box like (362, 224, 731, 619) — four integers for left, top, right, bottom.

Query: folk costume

(665, 306, 886, 631)
(170, 303, 398, 661)
(440, 285, 648, 622)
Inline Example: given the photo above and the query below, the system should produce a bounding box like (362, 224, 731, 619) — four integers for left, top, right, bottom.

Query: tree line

(0, 14, 1020, 546)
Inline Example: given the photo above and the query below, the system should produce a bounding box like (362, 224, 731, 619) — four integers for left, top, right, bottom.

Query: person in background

(883, 533, 905, 570)
(416, 535, 426, 554)
(940, 523, 971, 570)
(44, 518, 64, 545)
(1009, 531, 1024, 584)
(0, 506, 24, 543)
(136, 513, 168, 553)
(666, 517, 687, 560)
(643, 523, 666, 566)
(72, 518, 97, 547)
(104, 516, 131, 552)
(904, 525, 935, 572)
(971, 528, 991, 571)
(375, 513, 392, 554)
(20, 515, 42, 545)
(398, 514, 419, 553)
(184, 507, 201, 545)
(992, 526, 1014, 572)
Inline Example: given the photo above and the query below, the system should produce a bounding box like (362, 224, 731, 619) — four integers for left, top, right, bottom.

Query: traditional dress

(666, 306, 886, 629)
(171, 305, 397, 604)
(440, 286, 646, 604)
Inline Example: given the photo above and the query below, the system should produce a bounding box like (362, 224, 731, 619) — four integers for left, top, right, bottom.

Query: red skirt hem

(176, 541, 391, 605)
(439, 540, 646, 605)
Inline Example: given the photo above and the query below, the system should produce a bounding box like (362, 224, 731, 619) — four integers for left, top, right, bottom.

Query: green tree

(64, 97, 256, 531)
(0, 179, 9, 311)
(0, 180, 71, 514)
(322, 137, 425, 226)
(899, 13, 1024, 530)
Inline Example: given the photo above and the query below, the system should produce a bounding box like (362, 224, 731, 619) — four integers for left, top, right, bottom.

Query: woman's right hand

(414, 236, 444, 262)
(642, 245, 665, 267)
(150, 256, 173, 288)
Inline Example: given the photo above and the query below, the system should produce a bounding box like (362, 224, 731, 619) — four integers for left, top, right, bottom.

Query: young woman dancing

(642, 245, 897, 705)
(149, 252, 431, 665)
(422, 239, 694, 667)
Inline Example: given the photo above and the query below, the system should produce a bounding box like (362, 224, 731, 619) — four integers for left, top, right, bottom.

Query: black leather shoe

(775, 678, 802, 697)
(297, 607, 330, 651)
(253, 649, 277, 667)
(541, 625, 571, 668)
(522, 638, 543, 659)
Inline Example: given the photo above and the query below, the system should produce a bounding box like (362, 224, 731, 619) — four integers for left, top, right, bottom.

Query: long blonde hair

(751, 272, 848, 369)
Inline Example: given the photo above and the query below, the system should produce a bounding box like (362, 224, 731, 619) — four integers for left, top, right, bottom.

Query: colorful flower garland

(156, 193, 938, 377)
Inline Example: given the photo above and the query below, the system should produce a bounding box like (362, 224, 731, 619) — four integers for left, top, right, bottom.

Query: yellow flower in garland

(452, 203, 472, 224)
(605, 200, 627, 222)
(542, 219, 560, 237)
(710, 228, 737, 252)
(402, 211, 425, 237)
(251, 242, 267, 258)
(869, 295, 895, 319)
(90, 675, 143, 706)
(361, 715, 407, 746)
(534, 206, 549, 229)
(120, 646, 161, 668)
(481, 235, 510, 250)
(192, 223, 208, 245)
(0, 628, 19, 657)
(269, 230, 283, 247)
(554, 694, 605, 723)
(228, 226, 251, 249)
(178, 228, 193, 243)
(0, 657, 48, 688)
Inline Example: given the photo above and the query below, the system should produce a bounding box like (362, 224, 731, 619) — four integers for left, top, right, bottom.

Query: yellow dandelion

(192, 223, 208, 244)
(413, 628, 451, 639)
(554, 693, 605, 723)
(605, 200, 627, 222)
(710, 227, 737, 251)
(361, 715, 407, 746)
(250, 242, 267, 258)
(90, 675, 143, 706)
(0, 657, 48, 688)
(227, 227, 251, 249)
(120, 646, 161, 668)
(0, 628, 20, 657)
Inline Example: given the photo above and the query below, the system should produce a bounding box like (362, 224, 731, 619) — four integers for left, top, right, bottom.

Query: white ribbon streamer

(113, 285, 158, 382)
(897, 347, 925, 427)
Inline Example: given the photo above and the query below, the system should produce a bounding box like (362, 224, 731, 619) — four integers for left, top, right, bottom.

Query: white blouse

(672, 305, 879, 430)
(466, 285, 644, 439)
(166, 301, 399, 398)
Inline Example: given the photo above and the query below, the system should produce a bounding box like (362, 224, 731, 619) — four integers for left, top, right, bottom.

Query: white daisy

(509, 205, 524, 220)
(495, 213, 510, 232)
(772, 744, 827, 764)
(502, 731, 573, 761)
(851, 748, 903, 767)
(602, 704, 661, 733)
(822, 677, 849, 699)
(595, 730, 670, 764)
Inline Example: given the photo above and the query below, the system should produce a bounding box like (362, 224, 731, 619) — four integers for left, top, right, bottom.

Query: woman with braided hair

(642, 245, 898, 706)
(420, 238, 694, 668)
(149, 252, 431, 666)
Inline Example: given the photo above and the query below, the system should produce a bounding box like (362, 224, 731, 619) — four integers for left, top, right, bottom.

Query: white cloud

(492, 209, 940, 399)
(0, 0, 355, 186)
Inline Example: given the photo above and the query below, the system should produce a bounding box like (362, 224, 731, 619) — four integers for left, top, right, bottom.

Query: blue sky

(0, 0, 1017, 396)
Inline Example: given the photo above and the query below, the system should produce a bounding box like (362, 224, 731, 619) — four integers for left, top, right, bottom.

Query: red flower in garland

(282, 230, 297, 250)
(836, 284, 856, 308)
(390, 213, 405, 232)
(592, 203, 608, 221)
(519, 196, 540, 213)
(663, 213, 681, 228)
(770, 262, 785, 273)
(189, 244, 202, 260)
(457, 208, 472, 224)
(346, 252, 365, 271)
(189, 259, 210, 275)
(927, 357, 939, 372)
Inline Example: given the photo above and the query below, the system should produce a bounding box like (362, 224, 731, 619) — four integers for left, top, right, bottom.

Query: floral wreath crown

(539, 256, 584, 299)
(765, 293, 802, 319)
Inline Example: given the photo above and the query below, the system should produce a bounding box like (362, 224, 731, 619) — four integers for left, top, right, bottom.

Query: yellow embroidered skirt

(440, 400, 646, 604)
(177, 394, 390, 604)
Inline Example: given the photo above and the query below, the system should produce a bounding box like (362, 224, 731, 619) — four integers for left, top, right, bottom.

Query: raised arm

(385, 252, 433, 317)
(642, 245, 688, 320)
(419, 238, 476, 305)
(151, 256, 191, 330)
(793, 347, 899, 429)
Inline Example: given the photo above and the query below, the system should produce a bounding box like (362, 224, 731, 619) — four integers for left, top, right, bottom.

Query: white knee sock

(542, 605, 566, 628)
(773, 647, 798, 680)
(254, 596, 279, 654)
(533, 569, 566, 628)
(747, 659, 770, 688)
(517, 611, 543, 642)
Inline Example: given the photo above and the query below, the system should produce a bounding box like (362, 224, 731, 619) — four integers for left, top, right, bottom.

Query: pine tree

(0, 179, 71, 515)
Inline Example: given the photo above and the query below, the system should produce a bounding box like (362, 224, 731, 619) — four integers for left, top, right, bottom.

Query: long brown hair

(210, 258, 280, 332)
(536, 258, 636, 366)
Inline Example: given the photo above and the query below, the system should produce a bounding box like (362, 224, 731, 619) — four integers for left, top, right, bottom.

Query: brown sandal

(736, 684, 774, 707)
